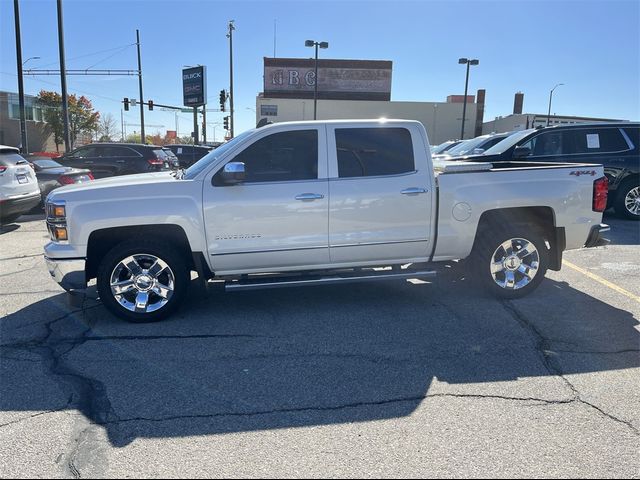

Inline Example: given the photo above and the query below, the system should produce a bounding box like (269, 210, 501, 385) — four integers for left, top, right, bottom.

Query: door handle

(401, 187, 428, 195)
(295, 193, 325, 201)
(116, 160, 125, 163)
(83, 161, 93, 164)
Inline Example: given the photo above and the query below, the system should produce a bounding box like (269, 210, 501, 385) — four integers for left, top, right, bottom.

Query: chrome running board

(224, 269, 436, 292)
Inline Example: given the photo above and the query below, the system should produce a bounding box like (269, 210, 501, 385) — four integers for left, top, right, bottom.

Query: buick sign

(183, 66, 207, 107)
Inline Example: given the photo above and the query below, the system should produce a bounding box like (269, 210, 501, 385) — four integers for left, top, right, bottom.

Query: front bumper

(584, 223, 610, 248)
(45, 256, 86, 293)
(0, 191, 41, 218)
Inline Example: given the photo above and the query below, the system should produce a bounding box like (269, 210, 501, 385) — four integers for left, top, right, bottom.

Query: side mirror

(221, 162, 245, 184)
(513, 146, 531, 159)
(472, 147, 485, 155)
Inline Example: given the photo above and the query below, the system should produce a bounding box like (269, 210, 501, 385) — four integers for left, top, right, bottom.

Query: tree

(177, 135, 194, 145)
(36, 91, 64, 152)
(68, 95, 100, 148)
(98, 113, 118, 142)
(36, 90, 100, 152)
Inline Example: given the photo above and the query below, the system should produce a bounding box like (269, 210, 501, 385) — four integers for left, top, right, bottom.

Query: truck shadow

(1, 273, 638, 447)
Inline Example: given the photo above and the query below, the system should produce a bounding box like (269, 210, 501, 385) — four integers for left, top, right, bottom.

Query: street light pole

(227, 20, 235, 138)
(56, 0, 71, 151)
(547, 83, 564, 126)
(136, 29, 145, 143)
(305, 40, 328, 121)
(458, 57, 479, 140)
(13, 0, 28, 153)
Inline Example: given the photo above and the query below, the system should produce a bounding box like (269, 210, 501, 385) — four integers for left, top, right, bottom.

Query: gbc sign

(263, 58, 392, 101)
(182, 66, 207, 107)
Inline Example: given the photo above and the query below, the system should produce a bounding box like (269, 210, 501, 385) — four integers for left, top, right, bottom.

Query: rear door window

(568, 128, 630, 154)
(622, 127, 639, 149)
(335, 127, 415, 178)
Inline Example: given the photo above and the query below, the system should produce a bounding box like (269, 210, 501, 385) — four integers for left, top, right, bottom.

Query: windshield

(482, 129, 536, 155)
(432, 141, 456, 155)
(184, 129, 254, 179)
(445, 136, 492, 156)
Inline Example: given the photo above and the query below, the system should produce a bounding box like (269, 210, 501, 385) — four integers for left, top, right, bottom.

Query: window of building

(260, 105, 278, 116)
(335, 127, 415, 178)
(215, 129, 318, 185)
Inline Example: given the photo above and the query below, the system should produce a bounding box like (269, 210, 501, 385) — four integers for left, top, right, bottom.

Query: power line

(37, 43, 136, 68)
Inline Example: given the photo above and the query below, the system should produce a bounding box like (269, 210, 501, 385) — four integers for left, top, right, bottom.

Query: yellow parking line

(563, 260, 640, 304)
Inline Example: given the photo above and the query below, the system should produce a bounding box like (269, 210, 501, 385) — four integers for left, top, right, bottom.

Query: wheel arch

(472, 206, 565, 271)
(86, 224, 211, 281)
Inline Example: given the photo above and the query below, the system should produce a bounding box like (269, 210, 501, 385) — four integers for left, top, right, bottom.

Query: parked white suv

(0, 146, 41, 224)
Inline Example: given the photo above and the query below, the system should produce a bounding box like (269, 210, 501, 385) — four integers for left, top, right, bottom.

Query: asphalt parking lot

(1, 212, 638, 478)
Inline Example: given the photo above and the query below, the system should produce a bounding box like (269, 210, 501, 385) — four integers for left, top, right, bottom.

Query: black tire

(470, 227, 548, 299)
(97, 238, 190, 322)
(613, 179, 640, 220)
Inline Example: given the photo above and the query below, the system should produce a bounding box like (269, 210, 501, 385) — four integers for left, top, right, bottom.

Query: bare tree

(98, 113, 118, 142)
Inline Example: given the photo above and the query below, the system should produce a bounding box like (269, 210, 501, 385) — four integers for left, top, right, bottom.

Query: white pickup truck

(44, 120, 609, 322)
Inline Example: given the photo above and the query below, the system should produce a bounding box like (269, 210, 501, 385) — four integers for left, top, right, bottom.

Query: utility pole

(202, 106, 207, 144)
(227, 20, 235, 138)
(13, 0, 28, 153)
(193, 107, 199, 145)
(56, 0, 71, 151)
(120, 109, 124, 141)
(136, 30, 145, 143)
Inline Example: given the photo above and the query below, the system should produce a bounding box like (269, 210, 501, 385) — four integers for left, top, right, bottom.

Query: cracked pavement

(1, 213, 639, 478)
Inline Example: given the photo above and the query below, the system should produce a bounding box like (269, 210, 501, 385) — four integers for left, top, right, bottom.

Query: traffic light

(219, 90, 226, 111)
(223, 116, 229, 130)
(148, 100, 153, 111)
(123, 97, 129, 111)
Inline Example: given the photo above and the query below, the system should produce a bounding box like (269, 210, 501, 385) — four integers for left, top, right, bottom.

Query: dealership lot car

(28, 158, 94, 212)
(433, 132, 512, 159)
(165, 144, 214, 168)
(458, 123, 640, 219)
(0, 145, 41, 224)
(57, 143, 172, 179)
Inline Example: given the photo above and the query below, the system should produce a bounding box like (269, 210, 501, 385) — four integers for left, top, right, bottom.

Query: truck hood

(46, 171, 178, 201)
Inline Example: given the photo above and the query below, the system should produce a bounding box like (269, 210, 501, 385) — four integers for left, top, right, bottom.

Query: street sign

(130, 99, 137, 107)
(181, 108, 194, 113)
(182, 66, 207, 107)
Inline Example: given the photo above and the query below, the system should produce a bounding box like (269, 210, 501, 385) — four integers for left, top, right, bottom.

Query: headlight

(47, 200, 66, 221)
(46, 200, 67, 242)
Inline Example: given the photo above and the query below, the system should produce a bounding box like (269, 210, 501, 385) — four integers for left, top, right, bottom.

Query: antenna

(273, 19, 277, 58)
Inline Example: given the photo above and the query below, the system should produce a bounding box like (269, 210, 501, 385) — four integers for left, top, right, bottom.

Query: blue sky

(1, 0, 639, 142)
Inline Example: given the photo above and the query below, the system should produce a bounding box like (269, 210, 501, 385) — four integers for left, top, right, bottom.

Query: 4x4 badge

(570, 170, 597, 177)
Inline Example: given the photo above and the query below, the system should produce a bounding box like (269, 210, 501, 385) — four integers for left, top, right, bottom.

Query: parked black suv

(165, 144, 214, 168)
(457, 123, 640, 219)
(57, 143, 172, 179)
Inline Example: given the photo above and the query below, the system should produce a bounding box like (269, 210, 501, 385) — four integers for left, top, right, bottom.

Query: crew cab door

(203, 126, 330, 274)
(327, 124, 433, 264)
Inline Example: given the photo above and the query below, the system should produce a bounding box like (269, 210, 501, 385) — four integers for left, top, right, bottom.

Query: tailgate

(0, 164, 40, 200)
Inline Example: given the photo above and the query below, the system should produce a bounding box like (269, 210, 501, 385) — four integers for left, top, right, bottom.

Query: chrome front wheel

(97, 239, 189, 322)
(110, 254, 175, 313)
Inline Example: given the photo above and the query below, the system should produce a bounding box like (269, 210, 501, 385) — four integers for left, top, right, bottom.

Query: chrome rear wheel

(490, 238, 540, 290)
